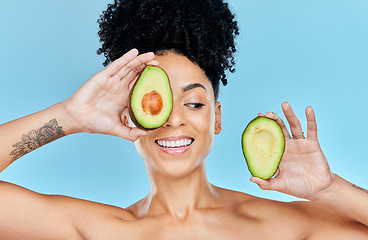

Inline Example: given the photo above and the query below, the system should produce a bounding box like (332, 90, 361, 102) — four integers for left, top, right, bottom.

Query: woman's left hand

(250, 102, 335, 200)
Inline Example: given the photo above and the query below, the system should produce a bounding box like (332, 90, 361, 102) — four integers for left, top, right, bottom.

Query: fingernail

(129, 48, 139, 54)
(148, 60, 159, 66)
(146, 52, 155, 57)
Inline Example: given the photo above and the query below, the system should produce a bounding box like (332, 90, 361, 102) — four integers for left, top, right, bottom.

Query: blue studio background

(1, 0, 367, 207)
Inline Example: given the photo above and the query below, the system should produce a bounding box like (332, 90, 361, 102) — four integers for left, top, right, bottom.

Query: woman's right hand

(62, 49, 157, 141)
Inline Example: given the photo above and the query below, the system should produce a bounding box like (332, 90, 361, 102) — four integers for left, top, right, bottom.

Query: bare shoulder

(47, 193, 138, 239)
(229, 190, 368, 239)
(0, 181, 136, 240)
(292, 201, 368, 239)
(50, 193, 136, 221)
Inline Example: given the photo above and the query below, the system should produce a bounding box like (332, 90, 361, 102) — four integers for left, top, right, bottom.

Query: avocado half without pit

(129, 65, 173, 130)
(242, 116, 285, 180)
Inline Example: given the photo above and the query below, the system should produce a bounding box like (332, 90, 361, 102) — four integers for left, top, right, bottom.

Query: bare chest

(84, 214, 307, 240)
(140, 218, 306, 240)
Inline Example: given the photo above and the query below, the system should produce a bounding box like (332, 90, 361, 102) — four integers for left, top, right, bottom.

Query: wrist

(312, 173, 341, 203)
(310, 174, 368, 226)
(54, 101, 82, 135)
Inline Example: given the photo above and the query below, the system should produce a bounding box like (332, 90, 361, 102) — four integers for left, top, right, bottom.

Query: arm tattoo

(10, 119, 65, 163)
(352, 184, 368, 194)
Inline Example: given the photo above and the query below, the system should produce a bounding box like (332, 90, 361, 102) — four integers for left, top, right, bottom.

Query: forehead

(154, 52, 214, 97)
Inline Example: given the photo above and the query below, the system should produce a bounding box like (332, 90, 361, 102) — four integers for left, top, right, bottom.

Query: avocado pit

(141, 91, 163, 115)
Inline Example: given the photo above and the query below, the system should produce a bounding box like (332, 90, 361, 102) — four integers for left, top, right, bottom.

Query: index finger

(103, 48, 140, 77)
(114, 51, 155, 82)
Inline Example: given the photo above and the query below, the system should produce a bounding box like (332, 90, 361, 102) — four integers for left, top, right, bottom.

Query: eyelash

(185, 103, 205, 109)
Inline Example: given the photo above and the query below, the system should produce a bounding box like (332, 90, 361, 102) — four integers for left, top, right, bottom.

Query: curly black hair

(97, 0, 239, 100)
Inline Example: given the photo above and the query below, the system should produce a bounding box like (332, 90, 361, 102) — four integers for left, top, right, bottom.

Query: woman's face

(134, 51, 222, 178)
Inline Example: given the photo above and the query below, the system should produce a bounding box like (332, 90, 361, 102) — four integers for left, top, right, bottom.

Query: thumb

(250, 176, 283, 192)
(112, 124, 148, 142)
(128, 127, 149, 142)
(113, 109, 149, 141)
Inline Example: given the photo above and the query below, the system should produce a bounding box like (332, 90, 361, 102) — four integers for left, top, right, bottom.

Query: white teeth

(157, 138, 193, 148)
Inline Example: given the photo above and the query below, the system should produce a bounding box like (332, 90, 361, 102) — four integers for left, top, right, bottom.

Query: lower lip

(157, 144, 192, 155)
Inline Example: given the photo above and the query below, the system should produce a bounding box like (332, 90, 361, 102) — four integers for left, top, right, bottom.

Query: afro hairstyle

(97, 0, 239, 100)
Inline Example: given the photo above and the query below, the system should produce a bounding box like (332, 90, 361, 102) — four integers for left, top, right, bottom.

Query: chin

(146, 156, 204, 180)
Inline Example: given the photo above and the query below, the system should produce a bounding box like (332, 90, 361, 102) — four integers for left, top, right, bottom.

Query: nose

(164, 102, 185, 128)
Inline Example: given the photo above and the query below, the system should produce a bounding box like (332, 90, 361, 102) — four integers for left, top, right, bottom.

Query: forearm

(314, 174, 368, 227)
(0, 102, 77, 172)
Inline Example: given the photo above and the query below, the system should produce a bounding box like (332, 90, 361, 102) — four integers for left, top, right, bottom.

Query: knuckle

(125, 64, 133, 71)
(291, 120, 301, 127)
(137, 55, 146, 63)
(111, 65, 122, 74)
(131, 67, 140, 75)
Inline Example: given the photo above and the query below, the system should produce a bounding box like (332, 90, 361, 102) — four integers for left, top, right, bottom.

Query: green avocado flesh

(129, 66, 173, 130)
(242, 116, 285, 179)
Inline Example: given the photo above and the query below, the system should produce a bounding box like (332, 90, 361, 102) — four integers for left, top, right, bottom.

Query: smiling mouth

(155, 138, 194, 148)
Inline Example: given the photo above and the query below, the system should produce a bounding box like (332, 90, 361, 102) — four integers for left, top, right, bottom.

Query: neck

(138, 163, 220, 219)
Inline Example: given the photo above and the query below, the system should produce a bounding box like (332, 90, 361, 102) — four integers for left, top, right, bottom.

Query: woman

(1, 0, 368, 239)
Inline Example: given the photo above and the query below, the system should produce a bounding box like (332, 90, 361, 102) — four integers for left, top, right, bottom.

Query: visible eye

(185, 103, 205, 109)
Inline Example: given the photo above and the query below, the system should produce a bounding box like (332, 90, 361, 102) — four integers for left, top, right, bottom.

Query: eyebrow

(182, 83, 207, 93)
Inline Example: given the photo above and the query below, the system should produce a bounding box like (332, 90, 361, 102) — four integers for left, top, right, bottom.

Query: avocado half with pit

(129, 65, 173, 130)
(242, 116, 285, 179)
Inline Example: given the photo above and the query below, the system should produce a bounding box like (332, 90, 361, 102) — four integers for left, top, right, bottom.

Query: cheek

(194, 107, 216, 158)
(190, 107, 215, 134)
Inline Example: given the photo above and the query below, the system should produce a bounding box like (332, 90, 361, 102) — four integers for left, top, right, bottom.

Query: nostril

(162, 108, 186, 128)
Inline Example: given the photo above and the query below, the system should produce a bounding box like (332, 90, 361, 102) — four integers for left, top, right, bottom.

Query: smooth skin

(0, 49, 368, 239)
